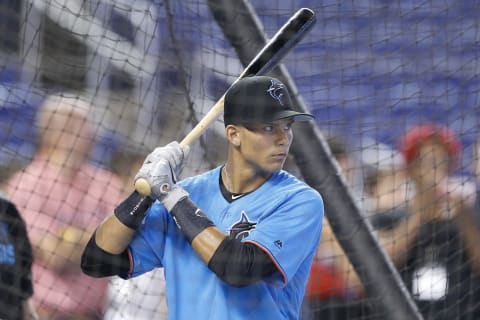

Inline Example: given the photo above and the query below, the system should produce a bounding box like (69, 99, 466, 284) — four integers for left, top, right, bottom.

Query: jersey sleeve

(245, 189, 324, 287)
(126, 201, 170, 278)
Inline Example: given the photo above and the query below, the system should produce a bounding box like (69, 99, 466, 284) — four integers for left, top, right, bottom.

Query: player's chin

(266, 158, 286, 172)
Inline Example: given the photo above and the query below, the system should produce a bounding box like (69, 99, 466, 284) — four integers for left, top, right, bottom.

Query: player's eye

(263, 125, 274, 132)
(243, 122, 291, 134)
(243, 124, 273, 132)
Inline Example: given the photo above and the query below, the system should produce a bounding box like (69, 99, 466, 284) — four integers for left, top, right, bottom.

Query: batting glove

(134, 141, 190, 199)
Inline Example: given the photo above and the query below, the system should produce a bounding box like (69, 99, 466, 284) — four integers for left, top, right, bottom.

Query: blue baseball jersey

(125, 166, 324, 320)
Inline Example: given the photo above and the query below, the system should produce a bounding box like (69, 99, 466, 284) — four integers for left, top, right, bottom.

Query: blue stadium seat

(0, 86, 40, 165)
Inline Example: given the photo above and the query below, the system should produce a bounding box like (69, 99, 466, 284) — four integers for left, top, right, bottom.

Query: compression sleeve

(114, 191, 153, 230)
(81, 232, 131, 278)
(169, 196, 215, 243)
(207, 238, 278, 287)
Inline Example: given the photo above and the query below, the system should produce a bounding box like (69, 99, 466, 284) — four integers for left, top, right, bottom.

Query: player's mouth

(271, 153, 287, 161)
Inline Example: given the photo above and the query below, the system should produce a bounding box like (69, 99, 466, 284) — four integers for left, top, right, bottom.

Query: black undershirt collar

(219, 169, 250, 203)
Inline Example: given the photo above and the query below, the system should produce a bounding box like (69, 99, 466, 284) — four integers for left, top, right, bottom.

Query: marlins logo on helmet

(228, 211, 257, 240)
(267, 79, 285, 106)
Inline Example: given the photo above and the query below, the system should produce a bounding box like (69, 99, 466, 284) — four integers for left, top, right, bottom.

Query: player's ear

(225, 124, 241, 147)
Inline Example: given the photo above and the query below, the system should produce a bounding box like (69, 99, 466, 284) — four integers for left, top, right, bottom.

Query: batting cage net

(1, 0, 479, 319)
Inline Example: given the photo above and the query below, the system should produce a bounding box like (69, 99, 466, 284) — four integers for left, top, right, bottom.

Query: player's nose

(274, 127, 291, 145)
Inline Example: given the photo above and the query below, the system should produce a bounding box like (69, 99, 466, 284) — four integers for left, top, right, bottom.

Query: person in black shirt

(0, 163, 37, 320)
(373, 124, 480, 320)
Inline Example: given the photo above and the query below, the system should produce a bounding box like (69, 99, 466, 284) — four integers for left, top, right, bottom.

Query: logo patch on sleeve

(274, 240, 283, 249)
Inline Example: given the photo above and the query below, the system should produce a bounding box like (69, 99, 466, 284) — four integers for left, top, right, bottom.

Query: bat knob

(135, 178, 152, 196)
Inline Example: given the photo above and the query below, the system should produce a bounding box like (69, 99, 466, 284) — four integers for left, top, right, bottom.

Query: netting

(1, 0, 480, 319)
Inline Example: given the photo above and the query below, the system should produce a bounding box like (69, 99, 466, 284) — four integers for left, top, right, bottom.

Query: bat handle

(134, 95, 226, 196)
(134, 178, 152, 196)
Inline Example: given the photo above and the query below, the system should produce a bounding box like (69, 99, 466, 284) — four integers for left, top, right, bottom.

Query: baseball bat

(135, 8, 316, 196)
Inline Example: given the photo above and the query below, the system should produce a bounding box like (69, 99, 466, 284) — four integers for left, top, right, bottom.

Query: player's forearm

(191, 226, 226, 263)
(95, 215, 136, 254)
(165, 193, 222, 262)
(95, 190, 153, 254)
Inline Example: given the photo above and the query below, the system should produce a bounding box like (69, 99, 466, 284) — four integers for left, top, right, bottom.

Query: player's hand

(134, 141, 189, 199)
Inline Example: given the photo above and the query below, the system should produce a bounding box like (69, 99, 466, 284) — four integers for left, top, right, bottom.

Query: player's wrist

(167, 195, 215, 243)
(114, 191, 154, 230)
(159, 185, 189, 212)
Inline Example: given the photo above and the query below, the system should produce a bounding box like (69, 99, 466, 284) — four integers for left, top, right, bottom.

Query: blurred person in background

(472, 138, 480, 229)
(466, 137, 480, 274)
(326, 135, 370, 212)
(103, 147, 167, 320)
(362, 141, 410, 229)
(375, 123, 480, 320)
(7, 94, 124, 319)
(303, 134, 367, 320)
(0, 160, 38, 320)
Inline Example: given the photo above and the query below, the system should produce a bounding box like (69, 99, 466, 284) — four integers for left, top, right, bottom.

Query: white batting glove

(134, 141, 190, 199)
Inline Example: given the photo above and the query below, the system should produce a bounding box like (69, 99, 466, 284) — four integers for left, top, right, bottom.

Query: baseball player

(81, 76, 324, 319)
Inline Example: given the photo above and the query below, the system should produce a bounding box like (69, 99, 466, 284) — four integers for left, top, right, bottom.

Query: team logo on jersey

(267, 80, 285, 106)
(228, 211, 257, 240)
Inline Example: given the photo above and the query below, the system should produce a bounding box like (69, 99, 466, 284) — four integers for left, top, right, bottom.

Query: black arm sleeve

(81, 232, 130, 278)
(207, 238, 278, 287)
(169, 197, 215, 243)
